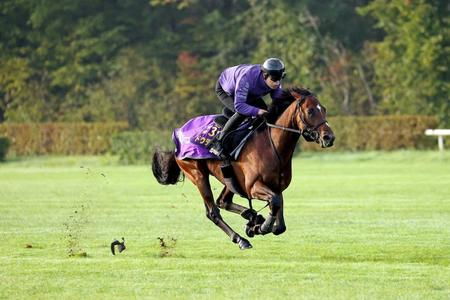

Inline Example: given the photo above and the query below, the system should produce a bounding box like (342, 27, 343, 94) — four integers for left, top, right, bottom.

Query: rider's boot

(209, 112, 244, 158)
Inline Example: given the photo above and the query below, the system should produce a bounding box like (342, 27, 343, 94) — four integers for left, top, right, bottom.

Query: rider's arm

(234, 75, 259, 117)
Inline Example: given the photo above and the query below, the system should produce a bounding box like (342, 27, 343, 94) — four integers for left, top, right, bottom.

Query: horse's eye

(307, 108, 314, 116)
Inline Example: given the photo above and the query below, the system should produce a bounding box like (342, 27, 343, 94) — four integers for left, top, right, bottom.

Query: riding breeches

(215, 80, 268, 117)
(215, 81, 267, 140)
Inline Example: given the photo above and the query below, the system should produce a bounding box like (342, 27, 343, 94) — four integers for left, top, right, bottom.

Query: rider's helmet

(261, 58, 286, 81)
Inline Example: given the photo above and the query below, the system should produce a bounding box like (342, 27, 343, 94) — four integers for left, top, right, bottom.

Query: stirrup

(210, 147, 226, 159)
(209, 147, 221, 156)
(209, 139, 222, 153)
(209, 141, 227, 159)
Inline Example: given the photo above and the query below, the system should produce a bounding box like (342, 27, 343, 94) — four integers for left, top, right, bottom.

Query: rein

(267, 96, 328, 135)
(266, 123, 302, 134)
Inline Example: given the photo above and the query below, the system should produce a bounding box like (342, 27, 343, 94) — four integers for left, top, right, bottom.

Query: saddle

(210, 115, 266, 161)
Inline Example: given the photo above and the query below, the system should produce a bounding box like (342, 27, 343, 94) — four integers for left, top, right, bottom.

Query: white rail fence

(425, 129, 450, 151)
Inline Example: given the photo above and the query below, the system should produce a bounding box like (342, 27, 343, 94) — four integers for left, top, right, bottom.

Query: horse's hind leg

(216, 187, 259, 220)
(200, 182, 253, 250)
(177, 161, 252, 250)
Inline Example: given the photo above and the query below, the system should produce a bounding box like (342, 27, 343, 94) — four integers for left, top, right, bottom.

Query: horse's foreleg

(250, 182, 282, 235)
(272, 194, 286, 235)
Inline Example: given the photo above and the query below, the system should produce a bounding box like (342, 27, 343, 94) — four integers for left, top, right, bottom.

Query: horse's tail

(152, 149, 183, 185)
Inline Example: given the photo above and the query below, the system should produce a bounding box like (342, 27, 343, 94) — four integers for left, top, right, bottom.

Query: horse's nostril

(322, 134, 335, 147)
(329, 135, 335, 146)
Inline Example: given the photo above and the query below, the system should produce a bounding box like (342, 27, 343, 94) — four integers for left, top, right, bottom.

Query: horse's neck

(270, 102, 301, 165)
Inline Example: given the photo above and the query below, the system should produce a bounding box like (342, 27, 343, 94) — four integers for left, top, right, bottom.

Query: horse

(152, 87, 335, 250)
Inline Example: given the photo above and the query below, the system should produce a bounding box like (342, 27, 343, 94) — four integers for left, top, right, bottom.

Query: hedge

(0, 122, 128, 156)
(0, 116, 438, 160)
(110, 130, 173, 164)
(110, 115, 438, 164)
(0, 137, 10, 161)
(300, 115, 438, 151)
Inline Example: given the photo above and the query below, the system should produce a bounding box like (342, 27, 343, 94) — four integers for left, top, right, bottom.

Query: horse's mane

(266, 87, 314, 123)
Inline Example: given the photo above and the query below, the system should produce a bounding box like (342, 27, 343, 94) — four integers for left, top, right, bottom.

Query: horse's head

(291, 90, 335, 148)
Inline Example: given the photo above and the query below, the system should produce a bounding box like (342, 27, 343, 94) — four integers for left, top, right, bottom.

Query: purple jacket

(218, 64, 283, 116)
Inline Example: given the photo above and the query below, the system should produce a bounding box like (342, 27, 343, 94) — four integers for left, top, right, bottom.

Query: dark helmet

(261, 58, 286, 81)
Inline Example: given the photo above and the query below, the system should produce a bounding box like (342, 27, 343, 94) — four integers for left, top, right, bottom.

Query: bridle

(267, 95, 328, 142)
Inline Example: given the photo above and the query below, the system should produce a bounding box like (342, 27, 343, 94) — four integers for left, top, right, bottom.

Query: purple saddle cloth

(172, 115, 222, 160)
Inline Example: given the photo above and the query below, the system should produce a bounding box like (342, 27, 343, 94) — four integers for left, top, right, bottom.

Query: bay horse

(152, 87, 335, 250)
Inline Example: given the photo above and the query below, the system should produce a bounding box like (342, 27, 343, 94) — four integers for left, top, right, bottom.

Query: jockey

(209, 57, 286, 157)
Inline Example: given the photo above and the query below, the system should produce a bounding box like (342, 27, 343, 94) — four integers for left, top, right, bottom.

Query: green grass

(1, 151, 449, 299)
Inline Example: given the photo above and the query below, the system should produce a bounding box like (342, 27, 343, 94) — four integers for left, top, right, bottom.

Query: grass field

(0, 151, 449, 299)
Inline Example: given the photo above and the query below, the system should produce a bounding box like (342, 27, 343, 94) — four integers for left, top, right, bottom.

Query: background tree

(359, 0, 449, 125)
(0, 0, 447, 126)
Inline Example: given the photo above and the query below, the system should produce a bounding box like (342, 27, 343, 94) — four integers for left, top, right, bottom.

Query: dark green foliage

(0, 136, 10, 161)
(305, 0, 384, 50)
(0, 0, 447, 127)
(358, 0, 449, 126)
(111, 130, 173, 164)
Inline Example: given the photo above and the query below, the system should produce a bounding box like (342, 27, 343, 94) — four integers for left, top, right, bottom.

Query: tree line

(0, 0, 448, 129)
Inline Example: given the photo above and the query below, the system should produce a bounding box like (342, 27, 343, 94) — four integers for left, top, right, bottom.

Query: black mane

(266, 87, 315, 123)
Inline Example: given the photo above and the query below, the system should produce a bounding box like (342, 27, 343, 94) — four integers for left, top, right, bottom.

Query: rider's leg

(215, 81, 234, 112)
(217, 112, 245, 141)
(222, 107, 233, 118)
(211, 81, 245, 156)
(215, 81, 252, 135)
(218, 97, 265, 142)
(210, 112, 245, 156)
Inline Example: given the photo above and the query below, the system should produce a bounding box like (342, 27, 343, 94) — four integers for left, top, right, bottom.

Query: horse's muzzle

(321, 133, 335, 148)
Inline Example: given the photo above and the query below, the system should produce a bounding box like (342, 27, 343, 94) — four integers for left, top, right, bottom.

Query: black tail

(152, 149, 183, 185)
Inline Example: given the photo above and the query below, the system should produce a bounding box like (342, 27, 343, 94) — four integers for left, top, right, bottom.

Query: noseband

(267, 95, 327, 142)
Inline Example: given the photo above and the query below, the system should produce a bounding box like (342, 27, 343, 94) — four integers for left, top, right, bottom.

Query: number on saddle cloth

(190, 120, 223, 148)
(189, 114, 262, 160)
(189, 115, 229, 149)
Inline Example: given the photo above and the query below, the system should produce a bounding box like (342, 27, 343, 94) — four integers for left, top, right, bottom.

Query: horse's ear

(291, 91, 302, 101)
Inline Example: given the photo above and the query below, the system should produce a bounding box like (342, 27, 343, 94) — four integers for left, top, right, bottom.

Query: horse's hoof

(238, 237, 252, 250)
(272, 225, 286, 235)
(245, 225, 255, 238)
